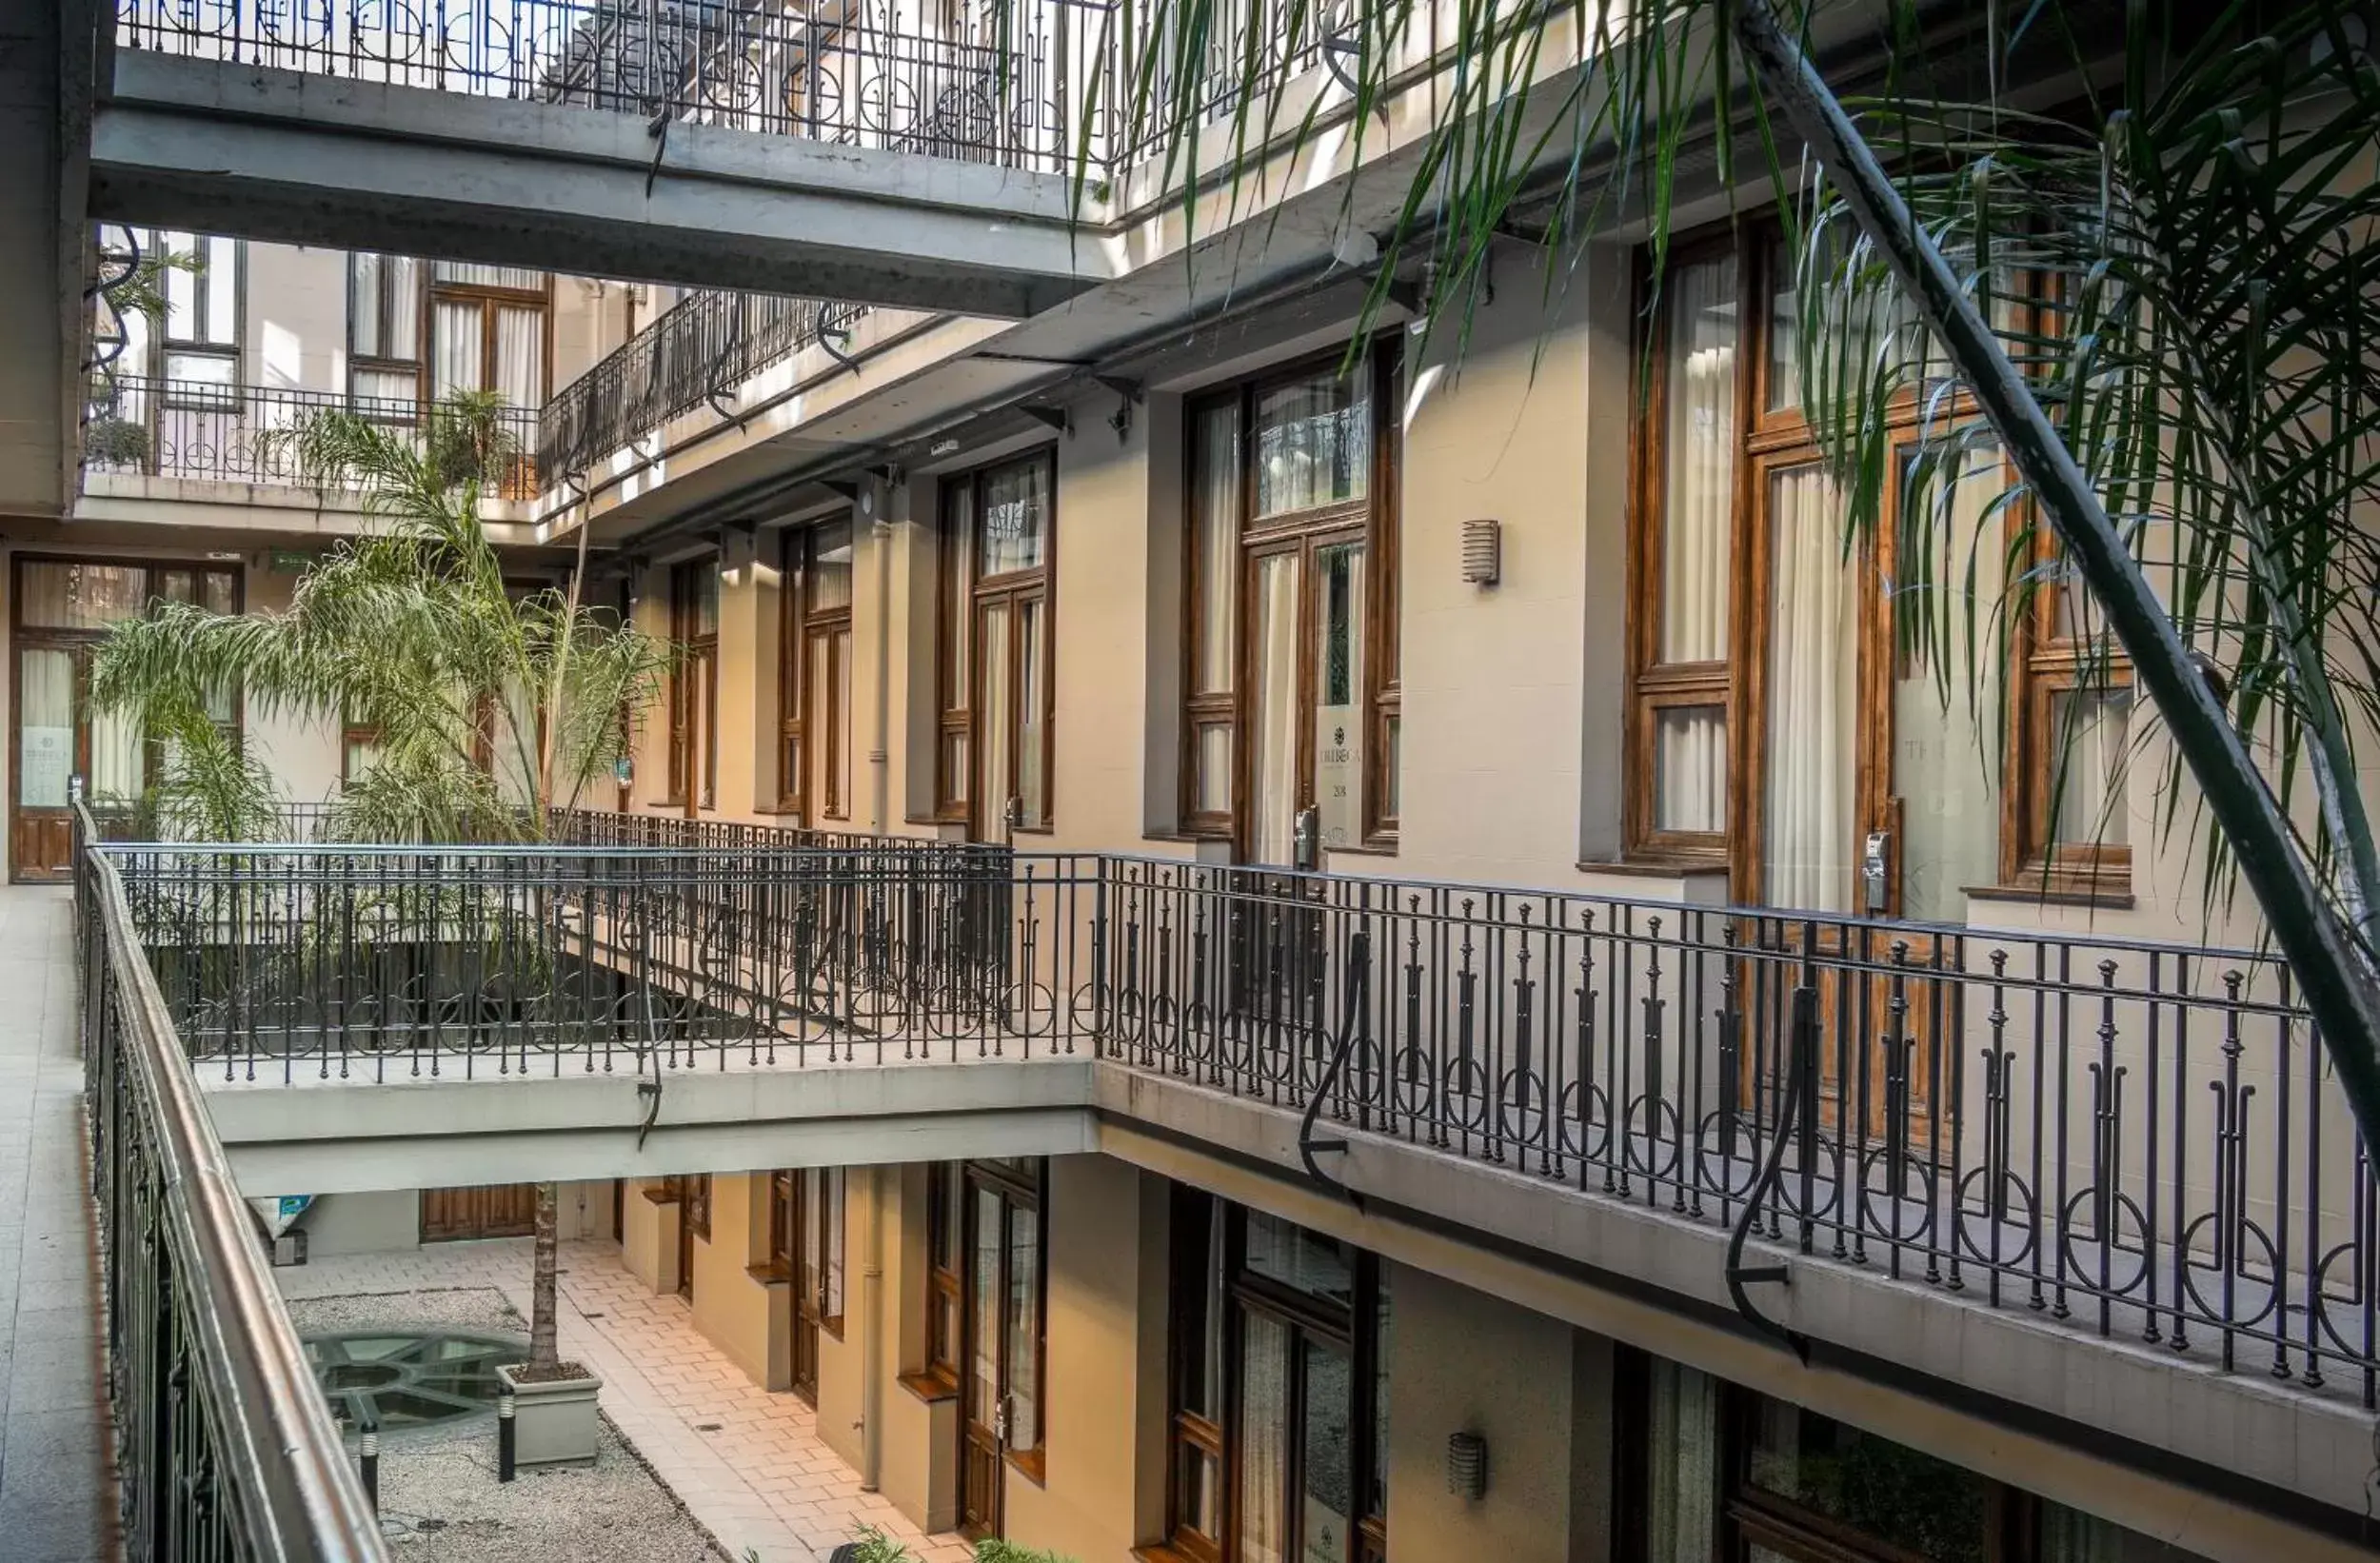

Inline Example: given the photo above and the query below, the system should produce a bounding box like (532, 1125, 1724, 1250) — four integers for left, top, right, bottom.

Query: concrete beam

(206, 1055, 1099, 1192)
(90, 52, 1116, 317)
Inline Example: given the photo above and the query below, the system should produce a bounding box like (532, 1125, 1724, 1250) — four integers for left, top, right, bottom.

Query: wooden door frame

(957, 1158, 1045, 1539)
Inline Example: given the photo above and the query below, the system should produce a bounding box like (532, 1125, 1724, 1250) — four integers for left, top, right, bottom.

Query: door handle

(1862, 830, 1891, 913)
(1294, 804, 1320, 870)
(992, 1395, 1010, 1445)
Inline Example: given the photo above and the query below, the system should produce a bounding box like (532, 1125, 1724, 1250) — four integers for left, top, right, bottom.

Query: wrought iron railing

(84, 376, 541, 498)
(93, 815, 2380, 1410)
(534, 290, 869, 485)
(114, 0, 1111, 172)
(70, 806, 387, 1562)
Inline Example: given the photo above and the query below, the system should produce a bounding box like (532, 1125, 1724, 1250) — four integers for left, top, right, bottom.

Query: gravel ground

(287, 1286, 729, 1563)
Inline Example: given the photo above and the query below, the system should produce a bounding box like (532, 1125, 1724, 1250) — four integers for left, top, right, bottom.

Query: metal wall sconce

(1460, 518, 1501, 586)
(1447, 1430, 1489, 1500)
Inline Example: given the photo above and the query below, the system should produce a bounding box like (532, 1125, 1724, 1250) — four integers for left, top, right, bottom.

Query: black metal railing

(71, 806, 387, 1562)
(90, 812, 2380, 1410)
(84, 376, 541, 498)
(115, 0, 1111, 172)
(534, 290, 869, 485)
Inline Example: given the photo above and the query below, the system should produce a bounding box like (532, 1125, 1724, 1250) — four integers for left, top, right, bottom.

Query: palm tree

(1074, 0, 2380, 1170)
(91, 389, 668, 1376)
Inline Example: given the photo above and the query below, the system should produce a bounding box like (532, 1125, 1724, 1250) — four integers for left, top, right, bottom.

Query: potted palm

(92, 391, 667, 1464)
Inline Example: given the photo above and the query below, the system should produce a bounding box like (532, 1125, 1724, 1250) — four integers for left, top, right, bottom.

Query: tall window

(1182, 342, 1401, 863)
(778, 521, 855, 821)
(935, 452, 1056, 839)
(1165, 1192, 1388, 1563)
(666, 559, 719, 811)
(958, 1157, 1046, 1539)
(2009, 535, 2133, 892)
(348, 252, 425, 415)
(428, 262, 548, 408)
(778, 1166, 846, 1402)
(158, 230, 241, 398)
(1625, 233, 2093, 909)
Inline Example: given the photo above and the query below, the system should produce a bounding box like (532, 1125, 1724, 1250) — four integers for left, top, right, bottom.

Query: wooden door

(420, 1184, 538, 1241)
(12, 643, 87, 882)
(959, 1164, 1041, 1541)
(790, 1170, 822, 1403)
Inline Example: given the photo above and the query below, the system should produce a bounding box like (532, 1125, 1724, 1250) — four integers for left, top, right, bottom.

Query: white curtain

(1017, 601, 1046, 827)
(1313, 544, 1365, 850)
(1655, 708, 1727, 834)
(1764, 465, 1859, 912)
(1660, 255, 1737, 663)
(1194, 402, 1240, 694)
(432, 300, 482, 399)
(2052, 686, 2132, 848)
(1237, 1313, 1289, 1563)
(494, 305, 545, 407)
(1250, 554, 1301, 865)
(16, 650, 74, 809)
(977, 603, 1012, 829)
(1646, 1360, 1718, 1563)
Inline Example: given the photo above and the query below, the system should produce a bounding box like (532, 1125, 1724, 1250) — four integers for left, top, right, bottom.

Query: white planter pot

(496, 1362, 603, 1467)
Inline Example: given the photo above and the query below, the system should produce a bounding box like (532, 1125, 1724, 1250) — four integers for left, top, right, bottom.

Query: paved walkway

(279, 1239, 974, 1563)
(0, 885, 117, 1561)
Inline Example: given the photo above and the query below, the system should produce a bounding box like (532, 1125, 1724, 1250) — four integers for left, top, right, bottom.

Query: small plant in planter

(84, 415, 149, 467)
(972, 1541, 1077, 1563)
(495, 1352, 605, 1467)
(811, 1527, 919, 1563)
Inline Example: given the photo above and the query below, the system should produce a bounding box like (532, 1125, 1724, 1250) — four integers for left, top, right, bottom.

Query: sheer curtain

(1194, 403, 1240, 694)
(1764, 465, 1859, 912)
(1653, 256, 1738, 834)
(1237, 1313, 1289, 1563)
(1660, 256, 1737, 663)
(1250, 555, 1301, 865)
(1646, 1360, 1718, 1563)
(494, 306, 545, 407)
(2052, 687, 2132, 849)
(432, 300, 482, 399)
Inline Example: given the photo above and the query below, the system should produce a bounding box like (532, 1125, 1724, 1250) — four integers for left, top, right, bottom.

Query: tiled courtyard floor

(279, 1238, 974, 1563)
(0, 885, 117, 1562)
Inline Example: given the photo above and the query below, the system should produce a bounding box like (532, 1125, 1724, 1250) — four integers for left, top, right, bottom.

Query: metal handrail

(74, 799, 387, 1562)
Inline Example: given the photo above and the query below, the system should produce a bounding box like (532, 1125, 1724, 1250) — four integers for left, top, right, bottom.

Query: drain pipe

(861, 1164, 887, 1491)
(867, 480, 894, 835)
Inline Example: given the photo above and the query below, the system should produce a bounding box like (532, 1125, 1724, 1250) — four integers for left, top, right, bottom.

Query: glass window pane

(162, 352, 236, 395)
(1017, 598, 1046, 828)
(1300, 1340, 1354, 1563)
(20, 563, 148, 630)
(971, 1188, 1002, 1433)
(1237, 1312, 1290, 1563)
(434, 261, 544, 290)
(1368, 1276, 1390, 1522)
(1381, 711, 1399, 822)
(1249, 552, 1301, 866)
(1642, 1359, 1718, 1562)
(942, 484, 975, 705)
(1763, 465, 1859, 912)
(156, 569, 195, 605)
(1893, 440, 2008, 918)
(809, 523, 854, 611)
(91, 700, 145, 801)
(432, 300, 484, 399)
(202, 570, 237, 616)
(205, 238, 239, 345)
(352, 367, 419, 411)
(977, 603, 1013, 828)
(351, 253, 382, 357)
(823, 1168, 845, 1320)
(494, 305, 545, 407)
(164, 231, 197, 340)
(387, 257, 422, 361)
(1195, 722, 1233, 816)
(1748, 1397, 1989, 1563)
(1243, 1212, 1354, 1307)
(1193, 401, 1240, 693)
(1004, 1202, 1040, 1450)
(17, 649, 74, 808)
(1255, 366, 1370, 518)
(1654, 707, 1727, 834)
(1659, 255, 1737, 663)
(1313, 542, 1365, 849)
(830, 627, 853, 816)
(1179, 1444, 1220, 1538)
(980, 459, 1048, 575)
(2049, 685, 2132, 850)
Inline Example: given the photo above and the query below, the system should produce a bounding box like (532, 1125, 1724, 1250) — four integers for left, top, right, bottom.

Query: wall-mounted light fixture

(1447, 1430, 1489, 1500)
(1460, 518, 1501, 587)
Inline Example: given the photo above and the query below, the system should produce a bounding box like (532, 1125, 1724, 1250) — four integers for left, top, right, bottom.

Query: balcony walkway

(0, 886, 117, 1563)
(279, 1237, 971, 1563)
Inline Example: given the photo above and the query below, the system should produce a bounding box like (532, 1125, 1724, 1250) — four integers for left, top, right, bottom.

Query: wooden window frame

(775, 521, 856, 821)
(960, 1156, 1049, 1487)
(156, 230, 243, 404)
(925, 1160, 964, 1391)
(684, 1172, 712, 1242)
(1625, 225, 2111, 910)
(1161, 1193, 1388, 1563)
(347, 252, 426, 421)
(1179, 339, 1402, 855)
(934, 450, 1059, 837)
(664, 559, 719, 811)
(932, 482, 977, 822)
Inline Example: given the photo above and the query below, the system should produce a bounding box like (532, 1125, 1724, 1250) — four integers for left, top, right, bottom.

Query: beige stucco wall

(621, 1175, 679, 1295)
(815, 1169, 866, 1471)
(689, 1173, 783, 1388)
(879, 1162, 961, 1534)
(1383, 1261, 1614, 1563)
